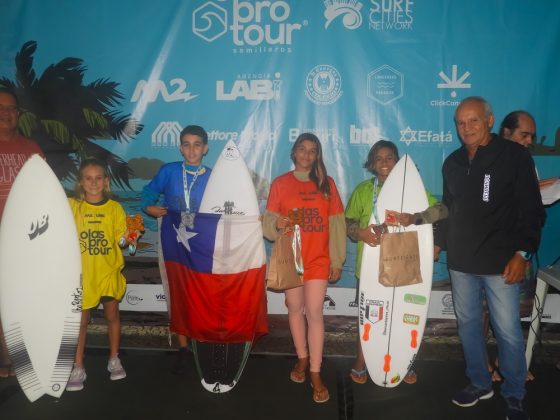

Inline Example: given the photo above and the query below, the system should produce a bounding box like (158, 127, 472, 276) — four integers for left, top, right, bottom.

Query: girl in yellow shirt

(66, 158, 132, 391)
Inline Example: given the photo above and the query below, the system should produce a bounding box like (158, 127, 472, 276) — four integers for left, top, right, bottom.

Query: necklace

(182, 164, 203, 212)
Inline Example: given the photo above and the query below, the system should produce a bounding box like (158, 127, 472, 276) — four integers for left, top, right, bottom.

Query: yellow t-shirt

(69, 198, 127, 309)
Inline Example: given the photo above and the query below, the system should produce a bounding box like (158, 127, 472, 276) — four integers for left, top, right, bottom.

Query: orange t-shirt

(266, 172, 344, 280)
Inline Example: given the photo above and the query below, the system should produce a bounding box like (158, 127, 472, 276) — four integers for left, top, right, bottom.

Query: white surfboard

(199, 140, 259, 216)
(358, 154, 433, 387)
(0, 155, 81, 402)
(193, 140, 265, 393)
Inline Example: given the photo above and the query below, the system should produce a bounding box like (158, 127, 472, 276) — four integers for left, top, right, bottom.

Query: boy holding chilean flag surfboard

(141, 125, 212, 375)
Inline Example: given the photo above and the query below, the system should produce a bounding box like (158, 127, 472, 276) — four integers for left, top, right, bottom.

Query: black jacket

(435, 134, 546, 274)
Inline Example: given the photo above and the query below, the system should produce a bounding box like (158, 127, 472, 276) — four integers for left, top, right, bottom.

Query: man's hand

(539, 177, 558, 189)
(502, 253, 528, 284)
(397, 212, 415, 227)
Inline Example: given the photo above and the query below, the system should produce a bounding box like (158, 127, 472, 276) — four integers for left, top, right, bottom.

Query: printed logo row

(131, 64, 471, 106)
(151, 123, 454, 148)
(191, 0, 415, 53)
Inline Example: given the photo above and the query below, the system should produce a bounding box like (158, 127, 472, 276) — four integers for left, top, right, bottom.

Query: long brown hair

(290, 132, 331, 198)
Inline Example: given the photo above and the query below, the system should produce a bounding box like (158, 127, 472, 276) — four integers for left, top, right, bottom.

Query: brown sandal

(290, 358, 308, 383)
(290, 366, 306, 383)
(313, 387, 330, 403)
(310, 372, 330, 403)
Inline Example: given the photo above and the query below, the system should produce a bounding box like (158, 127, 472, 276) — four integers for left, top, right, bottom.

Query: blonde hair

(74, 158, 112, 202)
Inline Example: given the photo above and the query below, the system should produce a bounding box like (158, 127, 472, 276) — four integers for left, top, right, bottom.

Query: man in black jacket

(437, 96, 545, 420)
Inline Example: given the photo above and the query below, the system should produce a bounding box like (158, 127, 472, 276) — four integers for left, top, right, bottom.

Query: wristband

(516, 251, 532, 261)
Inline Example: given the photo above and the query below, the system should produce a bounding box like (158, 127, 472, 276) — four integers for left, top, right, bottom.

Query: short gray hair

(455, 96, 493, 119)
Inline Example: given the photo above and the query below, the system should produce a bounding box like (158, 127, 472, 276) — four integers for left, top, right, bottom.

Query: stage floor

(1, 315, 560, 419)
(1, 348, 559, 420)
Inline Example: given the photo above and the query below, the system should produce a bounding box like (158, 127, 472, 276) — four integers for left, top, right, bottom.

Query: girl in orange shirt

(263, 133, 346, 403)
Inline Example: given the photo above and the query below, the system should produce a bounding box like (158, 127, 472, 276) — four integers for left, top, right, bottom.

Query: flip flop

(290, 364, 306, 383)
(350, 368, 368, 384)
(313, 387, 330, 403)
(311, 383, 330, 403)
(403, 369, 417, 384)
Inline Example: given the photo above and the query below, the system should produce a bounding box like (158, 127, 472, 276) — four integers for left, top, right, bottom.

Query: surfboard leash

(398, 154, 409, 215)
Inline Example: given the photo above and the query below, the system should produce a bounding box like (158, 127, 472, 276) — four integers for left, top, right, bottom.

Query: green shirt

(344, 177, 438, 278)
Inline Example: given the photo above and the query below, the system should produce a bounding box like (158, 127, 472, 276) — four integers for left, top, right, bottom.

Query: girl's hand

(276, 215, 292, 231)
(119, 229, 139, 246)
(358, 225, 380, 247)
(126, 230, 139, 244)
(328, 267, 342, 283)
(124, 214, 144, 256)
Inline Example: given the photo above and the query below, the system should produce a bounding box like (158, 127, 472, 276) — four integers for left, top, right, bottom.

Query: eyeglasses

(0, 105, 19, 114)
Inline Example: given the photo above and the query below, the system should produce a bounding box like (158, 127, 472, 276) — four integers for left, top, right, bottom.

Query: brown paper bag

(267, 232, 303, 291)
(378, 230, 422, 287)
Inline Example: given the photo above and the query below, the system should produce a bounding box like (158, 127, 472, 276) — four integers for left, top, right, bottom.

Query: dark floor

(1, 349, 559, 420)
(2, 314, 560, 420)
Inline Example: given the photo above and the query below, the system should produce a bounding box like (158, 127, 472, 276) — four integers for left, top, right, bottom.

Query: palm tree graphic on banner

(0, 41, 143, 189)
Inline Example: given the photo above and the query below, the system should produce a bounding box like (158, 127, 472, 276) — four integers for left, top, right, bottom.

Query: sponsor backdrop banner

(2, 1, 559, 316)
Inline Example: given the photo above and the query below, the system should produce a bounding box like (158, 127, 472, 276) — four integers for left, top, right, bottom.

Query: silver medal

(181, 211, 195, 229)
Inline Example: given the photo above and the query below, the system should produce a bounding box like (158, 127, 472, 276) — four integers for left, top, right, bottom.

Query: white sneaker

(66, 364, 87, 391)
(107, 356, 126, 381)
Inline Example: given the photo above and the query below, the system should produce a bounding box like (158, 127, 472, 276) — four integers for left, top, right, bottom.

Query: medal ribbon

(182, 164, 202, 212)
(372, 176, 380, 224)
(292, 224, 304, 275)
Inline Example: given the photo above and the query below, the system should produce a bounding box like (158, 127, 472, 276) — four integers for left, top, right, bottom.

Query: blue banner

(1, 0, 559, 289)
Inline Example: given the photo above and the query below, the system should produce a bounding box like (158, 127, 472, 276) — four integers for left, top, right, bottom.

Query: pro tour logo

(193, 1, 306, 53)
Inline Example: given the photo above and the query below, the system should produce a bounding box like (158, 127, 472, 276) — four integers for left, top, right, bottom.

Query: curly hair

(363, 140, 399, 175)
